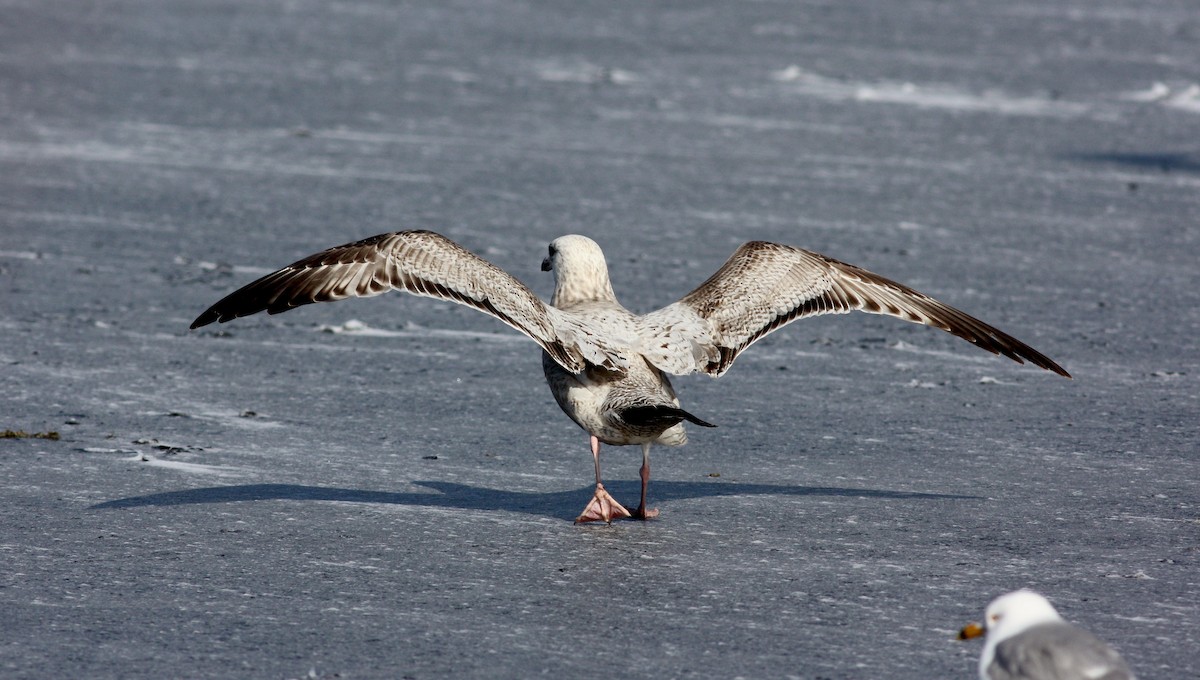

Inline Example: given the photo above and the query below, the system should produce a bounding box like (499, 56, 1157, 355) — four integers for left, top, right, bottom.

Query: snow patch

(123, 453, 245, 477)
(771, 65, 1089, 118)
(310, 560, 382, 571)
(319, 319, 371, 334)
(597, 107, 844, 133)
(315, 319, 525, 343)
(408, 64, 480, 84)
(81, 447, 139, 455)
(1121, 82, 1172, 102)
(978, 376, 1016, 385)
(1122, 82, 1200, 113)
(1161, 85, 1200, 113)
(535, 60, 640, 85)
(891, 340, 993, 365)
(0, 133, 434, 184)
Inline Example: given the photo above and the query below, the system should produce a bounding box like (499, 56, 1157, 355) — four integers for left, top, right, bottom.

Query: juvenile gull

(959, 590, 1137, 680)
(190, 230, 1070, 522)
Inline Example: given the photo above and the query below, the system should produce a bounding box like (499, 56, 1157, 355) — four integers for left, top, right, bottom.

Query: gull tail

(619, 405, 717, 430)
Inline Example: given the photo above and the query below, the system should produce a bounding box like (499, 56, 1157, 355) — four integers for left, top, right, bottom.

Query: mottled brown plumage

(646, 241, 1069, 377)
(190, 230, 622, 373)
(192, 230, 1069, 522)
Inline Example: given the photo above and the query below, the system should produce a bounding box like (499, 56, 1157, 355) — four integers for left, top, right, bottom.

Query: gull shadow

(92, 480, 977, 519)
(1066, 151, 1200, 174)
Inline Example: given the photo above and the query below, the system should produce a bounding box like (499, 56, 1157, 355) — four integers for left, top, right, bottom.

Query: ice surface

(1, 1, 1197, 679)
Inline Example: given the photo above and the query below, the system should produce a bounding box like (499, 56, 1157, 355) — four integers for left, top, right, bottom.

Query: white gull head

(541, 234, 617, 307)
(979, 590, 1065, 677)
(985, 589, 1063, 636)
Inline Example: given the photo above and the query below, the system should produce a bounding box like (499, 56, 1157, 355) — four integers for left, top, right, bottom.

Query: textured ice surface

(2, 1, 1197, 679)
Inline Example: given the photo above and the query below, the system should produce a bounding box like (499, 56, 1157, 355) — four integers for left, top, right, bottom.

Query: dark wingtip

(977, 327, 1071, 379)
(1025, 357, 1071, 379)
(189, 311, 216, 330)
(1021, 348, 1071, 379)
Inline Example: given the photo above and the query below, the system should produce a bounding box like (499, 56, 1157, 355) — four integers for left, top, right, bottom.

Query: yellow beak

(958, 621, 985, 640)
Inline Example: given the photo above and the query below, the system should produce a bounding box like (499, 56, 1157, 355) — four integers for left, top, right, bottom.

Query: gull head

(980, 590, 1064, 643)
(542, 235, 617, 306)
(960, 589, 1066, 679)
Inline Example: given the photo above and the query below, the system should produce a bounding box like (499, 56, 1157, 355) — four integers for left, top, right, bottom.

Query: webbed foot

(574, 483, 632, 524)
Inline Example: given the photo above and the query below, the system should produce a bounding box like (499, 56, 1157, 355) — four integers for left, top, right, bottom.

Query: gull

(959, 590, 1137, 680)
(190, 230, 1069, 522)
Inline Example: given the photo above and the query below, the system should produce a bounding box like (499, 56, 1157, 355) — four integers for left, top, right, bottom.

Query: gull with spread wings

(191, 231, 1069, 523)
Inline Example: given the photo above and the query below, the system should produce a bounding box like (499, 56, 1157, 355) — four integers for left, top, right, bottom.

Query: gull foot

(631, 505, 659, 520)
(574, 484, 632, 524)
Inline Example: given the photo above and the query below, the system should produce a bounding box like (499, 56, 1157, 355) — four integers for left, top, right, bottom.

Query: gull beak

(958, 622, 986, 641)
(541, 257, 552, 272)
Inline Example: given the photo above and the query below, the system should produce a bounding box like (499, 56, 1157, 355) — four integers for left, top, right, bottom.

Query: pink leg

(591, 435, 602, 485)
(633, 442, 659, 520)
(574, 435, 631, 524)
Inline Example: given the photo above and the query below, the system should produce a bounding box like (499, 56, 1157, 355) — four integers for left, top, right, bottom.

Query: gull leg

(632, 442, 659, 520)
(575, 435, 631, 524)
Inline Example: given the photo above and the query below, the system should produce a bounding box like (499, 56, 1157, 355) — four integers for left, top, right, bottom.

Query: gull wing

(190, 230, 626, 372)
(990, 623, 1136, 680)
(640, 241, 1070, 378)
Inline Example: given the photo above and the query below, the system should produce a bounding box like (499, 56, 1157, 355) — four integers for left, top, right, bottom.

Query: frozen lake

(2, 1, 1197, 678)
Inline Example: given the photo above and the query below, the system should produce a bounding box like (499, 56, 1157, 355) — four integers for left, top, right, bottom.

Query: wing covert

(992, 625, 1134, 680)
(641, 241, 1069, 378)
(189, 230, 621, 373)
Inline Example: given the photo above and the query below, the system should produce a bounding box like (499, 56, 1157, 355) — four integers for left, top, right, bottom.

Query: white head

(983, 590, 1064, 642)
(964, 590, 1065, 679)
(541, 235, 616, 306)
